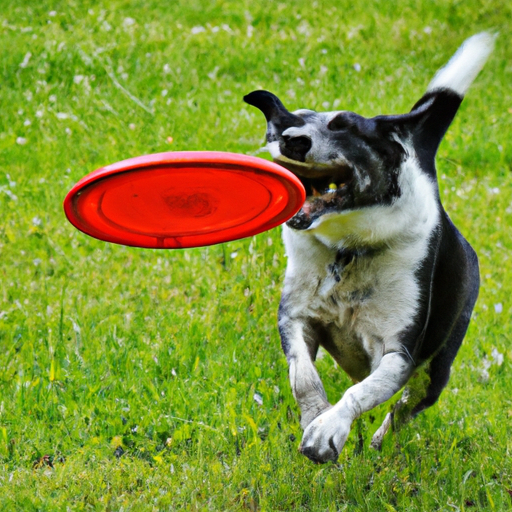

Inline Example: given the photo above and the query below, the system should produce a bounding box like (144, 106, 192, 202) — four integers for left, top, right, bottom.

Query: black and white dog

(244, 33, 494, 463)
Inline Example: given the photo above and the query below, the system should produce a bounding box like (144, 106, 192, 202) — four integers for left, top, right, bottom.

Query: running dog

(244, 33, 494, 463)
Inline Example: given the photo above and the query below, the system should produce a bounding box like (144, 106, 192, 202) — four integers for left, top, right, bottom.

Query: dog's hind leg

(370, 366, 431, 450)
(411, 317, 470, 416)
(411, 267, 478, 415)
(370, 303, 476, 449)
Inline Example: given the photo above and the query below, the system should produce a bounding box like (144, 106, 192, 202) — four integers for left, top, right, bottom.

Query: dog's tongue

(244, 90, 305, 133)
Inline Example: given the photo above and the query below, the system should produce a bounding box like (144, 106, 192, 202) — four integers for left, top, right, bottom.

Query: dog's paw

(300, 403, 332, 430)
(299, 408, 351, 463)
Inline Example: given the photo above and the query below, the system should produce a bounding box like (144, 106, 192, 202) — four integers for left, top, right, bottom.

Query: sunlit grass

(1, 0, 511, 510)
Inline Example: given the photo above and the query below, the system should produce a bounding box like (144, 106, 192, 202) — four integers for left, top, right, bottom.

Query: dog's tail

(426, 32, 496, 98)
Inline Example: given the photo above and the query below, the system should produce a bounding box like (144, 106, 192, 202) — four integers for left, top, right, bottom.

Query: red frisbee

(63, 151, 305, 249)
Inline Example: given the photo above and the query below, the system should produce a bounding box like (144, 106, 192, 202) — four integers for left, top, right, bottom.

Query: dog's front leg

(279, 317, 332, 429)
(300, 352, 413, 463)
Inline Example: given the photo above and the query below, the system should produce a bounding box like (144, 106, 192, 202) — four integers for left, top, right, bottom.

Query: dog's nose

(282, 135, 312, 162)
(244, 90, 305, 132)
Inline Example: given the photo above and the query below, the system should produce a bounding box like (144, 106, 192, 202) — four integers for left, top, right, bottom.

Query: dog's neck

(299, 155, 440, 252)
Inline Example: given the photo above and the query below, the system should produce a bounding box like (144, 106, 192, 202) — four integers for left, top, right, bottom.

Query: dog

(244, 33, 494, 463)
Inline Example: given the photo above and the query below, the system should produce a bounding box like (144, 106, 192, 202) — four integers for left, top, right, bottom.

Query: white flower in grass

(32, 216, 42, 226)
(478, 366, 489, 383)
(71, 319, 81, 335)
(2, 188, 18, 201)
(208, 67, 220, 80)
(479, 348, 504, 382)
(19, 52, 32, 69)
(491, 347, 504, 366)
(253, 393, 263, 406)
(16, 137, 27, 145)
(33, 258, 42, 266)
(494, 303, 503, 314)
(123, 17, 136, 27)
(191, 26, 206, 35)
(6, 175, 15, 187)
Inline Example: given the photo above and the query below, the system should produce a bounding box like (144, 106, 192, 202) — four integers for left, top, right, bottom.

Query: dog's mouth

(300, 166, 353, 199)
(274, 158, 355, 229)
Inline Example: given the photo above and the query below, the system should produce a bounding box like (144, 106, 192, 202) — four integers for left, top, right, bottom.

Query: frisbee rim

(63, 151, 305, 249)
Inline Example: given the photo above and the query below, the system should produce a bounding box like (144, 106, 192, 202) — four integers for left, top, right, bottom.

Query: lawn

(0, 0, 511, 510)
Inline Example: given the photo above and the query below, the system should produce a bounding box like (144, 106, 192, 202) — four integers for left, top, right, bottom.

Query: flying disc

(63, 151, 306, 249)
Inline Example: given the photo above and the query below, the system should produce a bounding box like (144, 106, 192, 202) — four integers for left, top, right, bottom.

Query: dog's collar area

(336, 246, 383, 265)
(327, 246, 385, 282)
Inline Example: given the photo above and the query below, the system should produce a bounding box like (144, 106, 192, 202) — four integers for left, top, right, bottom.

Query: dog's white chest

(282, 225, 427, 380)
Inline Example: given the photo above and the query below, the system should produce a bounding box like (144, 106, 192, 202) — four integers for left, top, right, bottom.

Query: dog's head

(244, 90, 416, 229)
(244, 33, 495, 231)
(244, 90, 456, 230)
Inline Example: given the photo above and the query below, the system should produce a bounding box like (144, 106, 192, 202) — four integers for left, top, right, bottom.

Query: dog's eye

(327, 114, 351, 131)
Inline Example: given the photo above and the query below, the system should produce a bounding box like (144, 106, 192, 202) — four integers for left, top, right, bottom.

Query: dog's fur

(244, 33, 494, 463)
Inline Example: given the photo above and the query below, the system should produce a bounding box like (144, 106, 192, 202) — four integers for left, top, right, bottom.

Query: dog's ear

(375, 33, 495, 168)
(373, 90, 463, 165)
(244, 90, 305, 140)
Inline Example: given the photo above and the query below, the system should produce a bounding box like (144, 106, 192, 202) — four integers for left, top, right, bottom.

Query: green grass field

(1, 0, 511, 510)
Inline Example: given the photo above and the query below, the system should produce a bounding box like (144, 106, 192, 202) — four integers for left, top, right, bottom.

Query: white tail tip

(427, 32, 496, 96)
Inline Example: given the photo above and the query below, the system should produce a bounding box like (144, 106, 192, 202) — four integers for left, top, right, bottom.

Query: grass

(0, 0, 511, 510)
